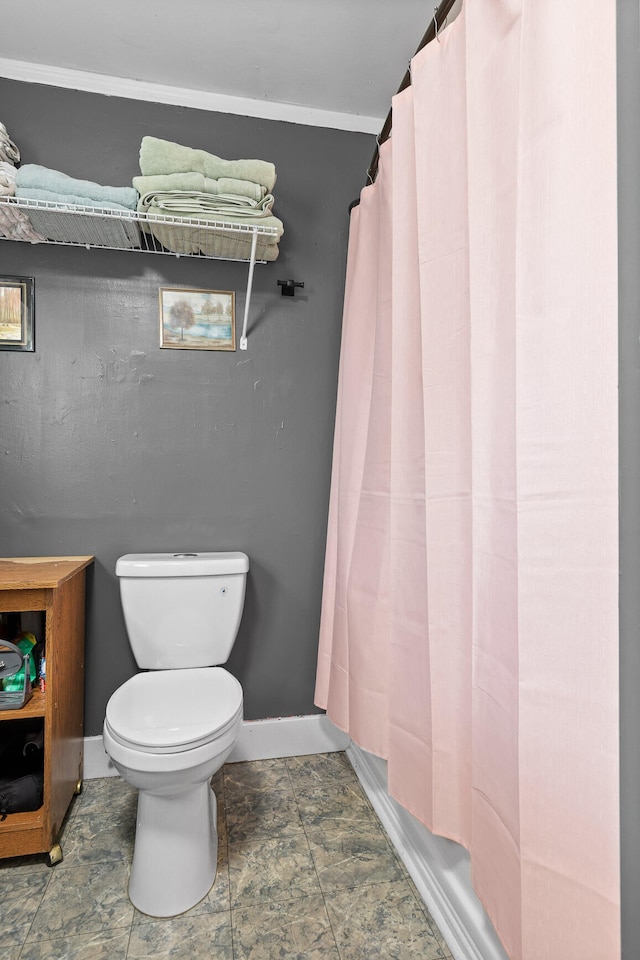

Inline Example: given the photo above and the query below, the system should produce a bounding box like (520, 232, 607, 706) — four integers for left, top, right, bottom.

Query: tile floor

(1, 752, 453, 959)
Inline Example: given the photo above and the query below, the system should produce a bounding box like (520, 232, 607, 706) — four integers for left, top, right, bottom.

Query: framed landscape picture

(159, 287, 235, 351)
(0, 276, 34, 352)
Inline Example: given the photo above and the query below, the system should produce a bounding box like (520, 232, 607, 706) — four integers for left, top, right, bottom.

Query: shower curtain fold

(315, 2, 619, 959)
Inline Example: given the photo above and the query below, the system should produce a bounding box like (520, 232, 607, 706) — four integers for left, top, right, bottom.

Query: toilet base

(129, 780, 218, 917)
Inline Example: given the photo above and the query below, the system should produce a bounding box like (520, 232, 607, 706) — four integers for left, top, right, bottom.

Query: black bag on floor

(0, 772, 43, 819)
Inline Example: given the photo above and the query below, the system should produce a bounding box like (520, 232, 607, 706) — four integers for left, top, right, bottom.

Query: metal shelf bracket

(239, 228, 259, 351)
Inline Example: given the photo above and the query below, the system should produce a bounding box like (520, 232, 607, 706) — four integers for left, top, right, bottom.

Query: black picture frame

(0, 276, 34, 352)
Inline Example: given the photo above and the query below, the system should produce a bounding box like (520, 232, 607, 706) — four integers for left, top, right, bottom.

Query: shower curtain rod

(365, 0, 460, 186)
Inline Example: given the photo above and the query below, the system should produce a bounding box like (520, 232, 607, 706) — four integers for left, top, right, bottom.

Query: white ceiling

(0, 0, 452, 134)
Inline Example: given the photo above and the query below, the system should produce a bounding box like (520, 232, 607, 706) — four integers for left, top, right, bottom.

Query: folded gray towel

(16, 165, 138, 210)
(139, 137, 277, 193)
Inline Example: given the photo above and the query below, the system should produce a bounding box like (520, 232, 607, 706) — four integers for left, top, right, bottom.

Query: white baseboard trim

(83, 713, 350, 780)
(347, 743, 509, 960)
(227, 713, 350, 762)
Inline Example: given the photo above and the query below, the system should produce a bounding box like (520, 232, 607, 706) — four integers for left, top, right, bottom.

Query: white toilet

(102, 551, 248, 917)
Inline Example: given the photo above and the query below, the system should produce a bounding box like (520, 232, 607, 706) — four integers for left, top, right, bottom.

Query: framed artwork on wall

(0, 276, 34, 352)
(159, 287, 236, 351)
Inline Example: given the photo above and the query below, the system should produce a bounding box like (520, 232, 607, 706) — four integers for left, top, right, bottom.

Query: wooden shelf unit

(0, 556, 93, 862)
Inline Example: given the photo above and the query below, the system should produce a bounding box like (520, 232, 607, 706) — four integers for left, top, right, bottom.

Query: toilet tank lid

(116, 552, 249, 578)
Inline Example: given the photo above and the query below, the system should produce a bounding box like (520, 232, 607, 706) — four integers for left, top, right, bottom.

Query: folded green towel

(139, 137, 277, 193)
(138, 192, 283, 239)
(132, 172, 266, 202)
(16, 164, 138, 209)
(138, 190, 275, 220)
(141, 219, 281, 261)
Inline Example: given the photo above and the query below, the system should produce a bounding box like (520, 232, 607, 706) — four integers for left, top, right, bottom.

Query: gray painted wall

(617, 3, 639, 957)
(2, 21, 633, 946)
(0, 79, 372, 735)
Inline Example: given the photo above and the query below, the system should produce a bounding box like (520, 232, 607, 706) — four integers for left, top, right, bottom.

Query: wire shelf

(0, 195, 280, 263)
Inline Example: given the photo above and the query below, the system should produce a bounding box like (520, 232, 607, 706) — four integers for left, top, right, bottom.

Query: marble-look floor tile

(0, 886, 47, 947)
(286, 751, 356, 789)
(403, 873, 452, 953)
(223, 758, 292, 798)
(19, 929, 130, 959)
(73, 777, 136, 816)
(216, 795, 228, 846)
(429, 925, 453, 957)
(26, 859, 134, 942)
(61, 799, 136, 865)
(295, 780, 377, 828)
(127, 910, 232, 959)
(229, 834, 321, 907)
(226, 788, 303, 844)
(59, 790, 83, 826)
(180, 877, 231, 919)
(0, 854, 52, 901)
(231, 893, 340, 960)
(326, 879, 451, 960)
(306, 818, 405, 891)
(0, 856, 51, 946)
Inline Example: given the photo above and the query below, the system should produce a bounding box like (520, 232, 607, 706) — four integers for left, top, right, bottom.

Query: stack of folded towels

(134, 136, 284, 260)
(14, 164, 140, 247)
(0, 129, 284, 260)
(0, 123, 45, 243)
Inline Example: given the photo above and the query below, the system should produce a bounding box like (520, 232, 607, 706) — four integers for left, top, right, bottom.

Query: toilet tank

(115, 552, 249, 669)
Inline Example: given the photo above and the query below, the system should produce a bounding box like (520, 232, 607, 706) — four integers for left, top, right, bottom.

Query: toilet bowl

(104, 667, 243, 917)
(102, 551, 249, 918)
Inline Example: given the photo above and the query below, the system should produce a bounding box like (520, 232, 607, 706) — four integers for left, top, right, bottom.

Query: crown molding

(0, 58, 381, 135)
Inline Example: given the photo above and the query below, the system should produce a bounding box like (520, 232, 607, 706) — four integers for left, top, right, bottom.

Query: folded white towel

(0, 199, 45, 242)
(0, 123, 20, 165)
(0, 161, 16, 181)
(0, 161, 17, 194)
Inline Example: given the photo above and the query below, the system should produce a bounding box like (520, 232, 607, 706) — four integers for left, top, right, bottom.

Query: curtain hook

(433, 6, 448, 43)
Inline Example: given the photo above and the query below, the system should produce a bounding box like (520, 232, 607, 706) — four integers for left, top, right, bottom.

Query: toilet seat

(105, 667, 243, 755)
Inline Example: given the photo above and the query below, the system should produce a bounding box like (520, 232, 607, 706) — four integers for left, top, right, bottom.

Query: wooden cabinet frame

(0, 557, 93, 862)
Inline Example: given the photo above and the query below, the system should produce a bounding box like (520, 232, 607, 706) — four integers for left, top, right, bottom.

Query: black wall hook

(277, 280, 305, 297)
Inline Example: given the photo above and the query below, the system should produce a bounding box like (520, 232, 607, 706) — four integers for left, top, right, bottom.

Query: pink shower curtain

(315, 3, 620, 959)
